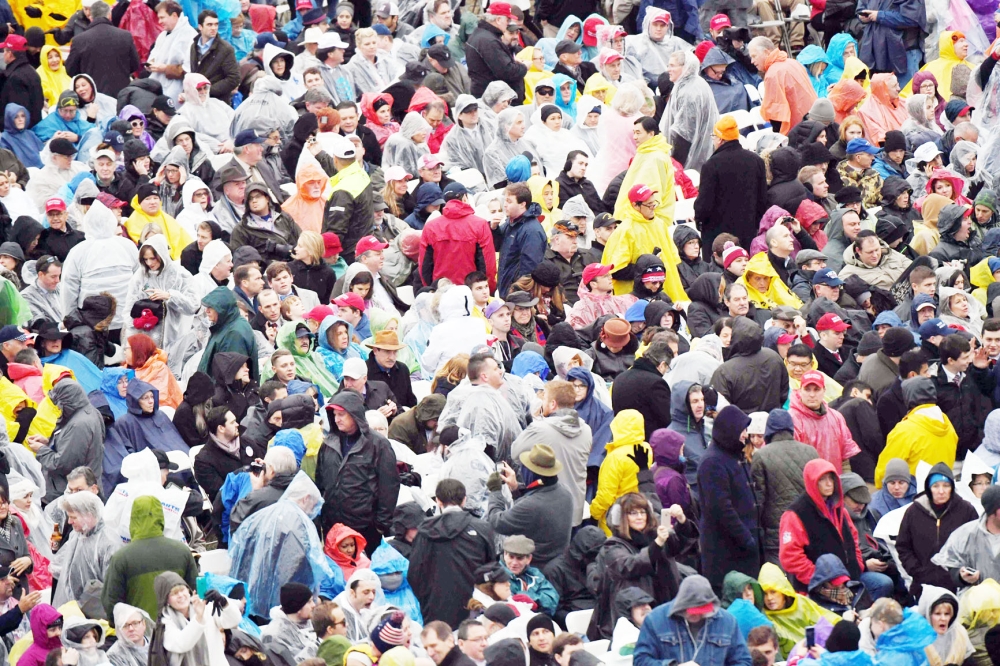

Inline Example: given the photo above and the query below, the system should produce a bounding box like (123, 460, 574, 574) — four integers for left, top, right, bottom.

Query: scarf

(512, 317, 538, 343)
(210, 432, 241, 455)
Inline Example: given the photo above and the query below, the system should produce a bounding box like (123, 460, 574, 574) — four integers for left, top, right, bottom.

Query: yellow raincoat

(607, 134, 685, 301)
(9, 0, 78, 42)
(27, 364, 75, 441)
(874, 403, 958, 487)
(528, 175, 563, 230)
(124, 195, 192, 261)
(37, 45, 72, 110)
(738, 253, 803, 310)
(584, 72, 615, 104)
(901, 32, 973, 98)
(840, 56, 870, 89)
(969, 257, 996, 306)
(516, 47, 554, 105)
(758, 563, 841, 658)
(0, 377, 32, 442)
(590, 409, 652, 534)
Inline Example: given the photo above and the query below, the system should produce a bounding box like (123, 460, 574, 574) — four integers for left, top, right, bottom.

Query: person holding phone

(928, 484, 1000, 589)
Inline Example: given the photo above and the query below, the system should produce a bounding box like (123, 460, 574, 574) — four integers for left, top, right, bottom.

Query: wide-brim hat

(518, 443, 563, 477)
(366, 330, 406, 350)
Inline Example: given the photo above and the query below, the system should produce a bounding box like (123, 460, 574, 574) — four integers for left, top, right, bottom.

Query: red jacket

(419, 200, 497, 290)
(778, 458, 864, 588)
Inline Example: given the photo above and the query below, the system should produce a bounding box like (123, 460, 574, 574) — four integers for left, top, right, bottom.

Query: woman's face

(919, 79, 935, 97)
(0, 175, 9, 199)
(494, 580, 511, 600)
(571, 379, 587, 402)
(952, 274, 965, 290)
(719, 325, 732, 347)
(660, 312, 674, 328)
(47, 49, 61, 71)
(626, 506, 647, 532)
(560, 83, 573, 104)
(843, 42, 856, 59)
(764, 589, 785, 611)
(411, 131, 428, 144)
(925, 96, 936, 121)
(815, 131, 828, 146)
(950, 293, 969, 318)
(351, 282, 371, 299)
(117, 374, 129, 398)
(565, 23, 580, 40)
(930, 603, 953, 635)
(75, 77, 94, 101)
(591, 88, 606, 103)
(747, 272, 770, 293)
(359, 35, 378, 59)
(933, 179, 955, 199)
(966, 155, 977, 175)
(531, 49, 545, 70)
(543, 112, 562, 131)
(168, 585, 191, 613)
(487, 199, 504, 224)
(542, 183, 554, 209)
(845, 123, 864, 141)
(121, 613, 146, 645)
(142, 247, 162, 272)
(13, 112, 25, 130)
(376, 105, 392, 125)
(895, 191, 910, 209)
(332, 325, 349, 351)
(513, 305, 533, 324)
(138, 391, 155, 414)
(12, 492, 31, 513)
(392, 179, 409, 195)
(930, 480, 952, 505)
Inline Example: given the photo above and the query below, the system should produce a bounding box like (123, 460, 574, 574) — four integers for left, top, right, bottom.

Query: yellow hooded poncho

(840, 56, 870, 90)
(517, 47, 554, 105)
(37, 45, 72, 110)
(0, 377, 32, 442)
(124, 196, 192, 261)
(27, 364, 76, 441)
(590, 409, 652, 534)
(901, 32, 973, 98)
(528, 175, 563, 230)
(970, 256, 996, 306)
(758, 563, 841, 658)
(607, 134, 685, 302)
(584, 72, 615, 105)
(738, 252, 803, 310)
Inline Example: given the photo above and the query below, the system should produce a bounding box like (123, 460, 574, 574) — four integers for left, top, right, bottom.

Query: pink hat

(627, 183, 654, 204)
(598, 48, 624, 66)
(355, 235, 390, 255)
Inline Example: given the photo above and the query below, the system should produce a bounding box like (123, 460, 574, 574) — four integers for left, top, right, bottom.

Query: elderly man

(212, 161, 249, 234)
(465, 4, 527, 100)
(823, 209, 864, 273)
(766, 221, 816, 287)
(748, 37, 816, 134)
(838, 230, 909, 290)
(552, 39, 598, 92)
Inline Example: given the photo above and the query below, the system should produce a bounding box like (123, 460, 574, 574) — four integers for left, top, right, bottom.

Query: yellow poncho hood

(738, 252, 803, 309)
(528, 175, 562, 229)
(124, 196, 192, 261)
(758, 563, 841, 657)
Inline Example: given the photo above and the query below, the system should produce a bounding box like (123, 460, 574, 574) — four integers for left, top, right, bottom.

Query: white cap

(303, 27, 323, 44)
(384, 165, 412, 182)
(914, 141, 943, 163)
(317, 32, 350, 50)
(342, 357, 368, 379)
(82, 0, 100, 8)
(330, 134, 357, 159)
(93, 148, 116, 162)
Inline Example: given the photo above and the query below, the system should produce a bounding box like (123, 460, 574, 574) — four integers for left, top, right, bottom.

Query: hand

(793, 315, 808, 338)
(808, 646, 827, 660)
(486, 472, 504, 492)
(308, 139, 323, 155)
(960, 567, 981, 585)
(654, 524, 671, 547)
(265, 322, 278, 343)
(843, 610, 858, 623)
(9, 557, 30, 576)
(134, 161, 149, 176)
(148, 289, 170, 302)
(973, 344, 989, 369)
(218, 142, 233, 154)
(203, 589, 227, 615)
(627, 444, 649, 471)
(63, 132, 79, 143)
(668, 504, 686, 524)
(26, 435, 47, 453)
(499, 462, 518, 491)
(250, 461, 266, 490)
(147, 62, 166, 73)
(191, 597, 206, 622)
(865, 558, 888, 572)
(62, 648, 79, 666)
(787, 217, 802, 233)
(377, 403, 396, 417)
(17, 591, 41, 613)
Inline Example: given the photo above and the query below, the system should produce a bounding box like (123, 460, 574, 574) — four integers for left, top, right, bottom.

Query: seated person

(499, 535, 560, 618)
(931, 485, 1000, 588)
(758, 562, 841, 658)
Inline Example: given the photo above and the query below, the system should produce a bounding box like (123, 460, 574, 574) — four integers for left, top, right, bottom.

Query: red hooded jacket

(419, 199, 498, 290)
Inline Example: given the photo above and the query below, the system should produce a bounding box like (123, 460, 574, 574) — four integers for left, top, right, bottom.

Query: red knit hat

(722, 242, 749, 270)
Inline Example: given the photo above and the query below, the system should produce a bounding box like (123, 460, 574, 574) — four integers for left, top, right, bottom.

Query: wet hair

(435, 479, 466, 506)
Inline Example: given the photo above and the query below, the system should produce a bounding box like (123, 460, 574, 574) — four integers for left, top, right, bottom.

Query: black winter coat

(694, 140, 768, 250)
(172, 371, 215, 448)
(876, 377, 908, 438)
(556, 172, 606, 215)
(932, 364, 994, 458)
(366, 356, 416, 408)
(211, 352, 260, 423)
(465, 21, 528, 101)
(685, 272, 727, 338)
(0, 55, 43, 131)
(711, 317, 789, 413)
(830, 395, 883, 483)
(336, 380, 397, 415)
(193, 435, 254, 504)
(767, 147, 810, 215)
(407, 509, 495, 628)
(190, 36, 240, 101)
(544, 525, 606, 626)
(289, 259, 336, 305)
(64, 18, 140, 97)
(230, 210, 301, 266)
(611, 356, 672, 441)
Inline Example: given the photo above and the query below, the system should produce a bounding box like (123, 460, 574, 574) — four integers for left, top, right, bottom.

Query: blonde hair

(355, 27, 377, 43)
(296, 230, 324, 265)
(839, 116, 865, 143)
(431, 353, 469, 393)
(139, 223, 164, 243)
(280, 295, 302, 319)
(383, 181, 404, 217)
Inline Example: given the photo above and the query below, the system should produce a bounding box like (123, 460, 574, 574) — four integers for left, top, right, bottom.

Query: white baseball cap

(317, 32, 350, 50)
(303, 27, 323, 44)
(342, 358, 368, 379)
(914, 142, 943, 163)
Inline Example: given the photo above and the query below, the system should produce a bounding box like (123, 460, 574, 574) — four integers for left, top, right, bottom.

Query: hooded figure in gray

(483, 107, 539, 189)
(35, 380, 105, 504)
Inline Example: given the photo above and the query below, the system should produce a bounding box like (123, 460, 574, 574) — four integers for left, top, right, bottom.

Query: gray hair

(264, 446, 298, 475)
(90, 1, 111, 18)
(644, 340, 674, 366)
(748, 36, 774, 54)
(67, 466, 99, 488)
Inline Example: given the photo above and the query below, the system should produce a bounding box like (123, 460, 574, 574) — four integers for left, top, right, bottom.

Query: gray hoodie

(669, 574, 720, 617)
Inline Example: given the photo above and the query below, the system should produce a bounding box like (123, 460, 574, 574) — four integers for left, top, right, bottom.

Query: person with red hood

(748, 37, 817, 135)
(17, 603, 62, 666)
(916, 168, 973, 209)
(418, 183, 497, 291)
(795, 199, 829, 250)
(857, 74, 908, 146)
(790, 371, 860, 473)
(6, 356, 43, 403)
(325, 523, 371, 580)
(777, 458, 864, 593)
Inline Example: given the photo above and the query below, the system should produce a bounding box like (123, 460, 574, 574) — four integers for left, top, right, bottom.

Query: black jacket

(336, 379, 397, 414)
(813, 342, 845, 378)
(316, 390, 400, 536)
(685, 272, 727, 338)
(211, 352, 260, 423)
(611, 356, 672, 441)
(407, 508, 494, 628)
(366, 356, 417, 409)
(64, 18, 140, 97)
(0, 54, 43, 131)
(172, 371, 215, 448)
(932, 362, 994, 459)
(694, 139, 768, 250)
(38, 225, 85, 263)
(556, 171, 605, 215)
(876, 377, 908, 439)
(543, 525, 606, 626)
(323, 164, 374, 264)
(674, 225, 718, 291)
(767, 147, 810, 215)
(193, 434, 254, 504)
(552, 60, 599, 94)
(465, 20, 528, 101)
(830, 395, 883, 483)
(229, 209, 300, 266)
(190, 36, 241, 101)
(289, 259, 336, 305)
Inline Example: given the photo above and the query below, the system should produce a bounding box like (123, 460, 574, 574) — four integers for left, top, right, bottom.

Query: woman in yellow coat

(590, 409, 652, 535)
(37, 45, 71, 110)
(516, 47, 554, 105)
(738, 252, 803, 310)
(901, 32, 973, 97)
(528, 175, 562, 230)
(124, 185, 192, 261)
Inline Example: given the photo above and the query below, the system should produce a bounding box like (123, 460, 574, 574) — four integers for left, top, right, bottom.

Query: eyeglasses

(787, 360, 812, 370)
(626, 509, 646, 517)
(122, 620, 145, 631)
(639, 200, 659, 209)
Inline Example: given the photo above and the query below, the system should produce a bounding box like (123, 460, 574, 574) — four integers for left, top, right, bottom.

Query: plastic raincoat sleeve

(958, 577, 1000, 629)
(456, 386, 523, 464)
(0, 275, 32, 326)
(659, 52, 720, 172)
(51, 505, 122, 608)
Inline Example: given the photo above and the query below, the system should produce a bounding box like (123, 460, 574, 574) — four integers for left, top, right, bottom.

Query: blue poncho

(0, 104, 43, 168)
(98, 367, 132, 420)
(41, 349, 102, 394)
(568, 367, 613, 468)
(370, 541, 423, 625)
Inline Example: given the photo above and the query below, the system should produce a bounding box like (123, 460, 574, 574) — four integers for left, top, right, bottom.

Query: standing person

(748, 37, 817, 134)
(199, 287, 259, 383)
(711, 318, 789, 413)
(146, 1, 198, 102)
(152, 571, 243, 666)
(0, 36, 44, 132)
(697, 405, 761, 593)
(64, 2, 140, 97)
(612, 340, 674, 440)
(408, 479, 494, 628)
(324, 136, 374, 265)
(189, 10, 240, 101)
(695, 117, 769, 253)
(419, 188, 497, 290)
(751, 409, 818, 564)
(875, 377, 958, 487)
(789, 371, 861, 472)
(465, 4, 528, 101)
(496, 182, 546, 299)
(857, 0, 924, 86)
(316, 390, 400, 555)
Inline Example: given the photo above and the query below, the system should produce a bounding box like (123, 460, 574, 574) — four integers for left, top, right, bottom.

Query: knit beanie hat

(809, 98, 836, 125)
(371, 611, 408, 654)
(835, 186, 863, 205)
(882, 458, 911, 485)
(764, 408, 794, 442)
(982, 485, 1000, 516)
(881, 327, 916, 357)
(279, 583, 313, 615)
(539, 105, 562, 124)
(747, 411, 768, 436)
(857, 331, 882, 357)
(722, 242, 748, 270)
(526, 614, 556, 636)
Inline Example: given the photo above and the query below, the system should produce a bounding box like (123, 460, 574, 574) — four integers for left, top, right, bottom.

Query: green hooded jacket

(262, 321, 339, 398)
(101, 496, 199, 620)
(199, 287, 259, 383)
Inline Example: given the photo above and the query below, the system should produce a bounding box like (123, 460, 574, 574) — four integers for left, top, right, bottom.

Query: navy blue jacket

(496, 202, 547, 297)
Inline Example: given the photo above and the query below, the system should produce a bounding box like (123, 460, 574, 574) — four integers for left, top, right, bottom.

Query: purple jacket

(650, 428, 691, 511)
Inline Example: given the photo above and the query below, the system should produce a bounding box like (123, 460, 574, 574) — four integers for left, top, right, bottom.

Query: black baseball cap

(152, 95, 177, 117)
(594, 212, 618, 229)
(427, 44, 452, 65)
(555, 39, 581, 55)
(151, 449, 179, 471)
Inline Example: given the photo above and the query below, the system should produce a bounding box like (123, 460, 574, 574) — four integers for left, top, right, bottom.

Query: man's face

(349, 582, 376, 609)
(948, 349, 973, 373)
(38, 264, 61, 291)
(633, 124, 654, 146)
(955, 215, 972, 242)
(259, 292, 281, 321)
(800, 383, 825, 410)
(489, 307, 512, 334)
(770, 224, 794, 256)
(811, 174, 829, 198)
(786, 354, 811, 381)
(220, 411, 239, 440)
(604, 58, 621, 80)
(431, 1, 452, 28)
(857, 237, 882, 267)
(423, 632, 455, 665)
(224, 180, 247, 204)
(749, 46, 767, 71)
(362, 250, 384, 273)
(508, 114, 526, 140)
(504, 551, 531, 575)
(753, 641, 778, 666)
(424, 108, 445, 129)
(814, 283, 840, 301)
(819, 328, 845, 351)
(240, 142, 264, 165)
(458, 624, 488, 661)
(984, 328, 1000, 358)
(725, 287, 749, 316)
(47, 209, 68, 231)
(505, 194, 527, 220)
(95, 156, 116, 182)
(304, 72, 323, 89)
(852, 151, 874, 169)
(273, 354, 296, 382)
(200, 16, 220, 39)
(339, 106, 359, 132)
(470, 280, 490, 306)
(705, 63, 726, 80)
(419, 163, 443, 183)
(842, 213, 862, 240)
(158, 8, 179, 30)
(241, 268, 264, 296)
(269, 270, 293, 294)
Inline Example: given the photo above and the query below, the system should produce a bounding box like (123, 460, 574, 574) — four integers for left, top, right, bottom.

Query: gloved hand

(263, 240, 277, 256)
(203, 589, 227, 616)
(627, 444, 649, 471)
(276, 244, 294, 258)
(486, 472, 503, 492)
(14, 408, 37, 444)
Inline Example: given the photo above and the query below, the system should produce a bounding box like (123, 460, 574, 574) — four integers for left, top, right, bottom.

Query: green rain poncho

(263, 321, 339, 398)
(0, 274, 31, 325)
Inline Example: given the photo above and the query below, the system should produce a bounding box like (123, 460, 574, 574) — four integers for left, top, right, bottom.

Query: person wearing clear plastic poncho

(660, 50, 719, 172)
(440, 94, 493, 174)
(478, 81, 518, 129)
(60, 616, 112, 666)
(104, 448, 189, 544)
(8, 475, 55, 562)
(0, 425, 46, 500)
(524, 105, 590, 177)
(179, 73, 235, 148)
(228, 470, 335, 621)
(381, 112, 432, 178)
(483, 108, 539, 189)
(230, 77, 299, 143)
(50, 490, 122, 608)
(625, 9, 690, 80)
(107, 603, 154, 666)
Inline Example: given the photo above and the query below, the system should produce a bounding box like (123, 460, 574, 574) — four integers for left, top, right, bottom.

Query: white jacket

(421, 285, 488, 376)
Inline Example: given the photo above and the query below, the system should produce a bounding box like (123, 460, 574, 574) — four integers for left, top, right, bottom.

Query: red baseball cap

(686, 602, 716, 615)
(322, 232, 343, 258)
(45, 197, 66, 213)
(599, 48, 624, 66)
(583, 16, 604, 46)
(582, 263, 613, 286)
(487, 2, 513, 18)
(777, 332, 797, 344)
(334, 292, 366, 312)
(709, 13, 732, 30)
(628, 183, 655, 205)
(304, 305, 336, 323)
(96, 192, 126, 209)
(355, 235, 389, 256)
(816, 313, 850, 332)
(0, 34, 26, 51)
(649, 9, 671, 23)
(830, 575, 851, 587)
(800, 370, 825, 389)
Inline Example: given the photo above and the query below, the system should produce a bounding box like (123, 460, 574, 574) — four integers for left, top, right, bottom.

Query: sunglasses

(536, 87, 555, 96)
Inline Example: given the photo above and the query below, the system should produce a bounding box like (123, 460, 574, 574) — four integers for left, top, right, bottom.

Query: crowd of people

(1, 0, 1000, 664)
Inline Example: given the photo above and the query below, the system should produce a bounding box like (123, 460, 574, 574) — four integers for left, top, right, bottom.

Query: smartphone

(660, 508, 670, 527)
(250, 461, 264, 476)
(805, 627, 816, 649)
(496, 462, 505, 473)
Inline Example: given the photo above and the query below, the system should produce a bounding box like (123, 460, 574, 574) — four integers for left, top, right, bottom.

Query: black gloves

(627, 444, 649, 472)
(203, 589, 227, 615)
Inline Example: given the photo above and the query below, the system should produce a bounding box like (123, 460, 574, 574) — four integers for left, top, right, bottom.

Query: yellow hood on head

(606, 409, 646, 450)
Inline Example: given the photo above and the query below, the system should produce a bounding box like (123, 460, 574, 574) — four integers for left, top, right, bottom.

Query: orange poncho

(857, 74, 908, 146)
(282, 158, 328, 233)
(827, 80, 867, 123)
(761, 49, 818, 134)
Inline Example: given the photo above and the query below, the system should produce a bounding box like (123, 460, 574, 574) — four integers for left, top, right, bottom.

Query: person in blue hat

(837, 138, 884, 209)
